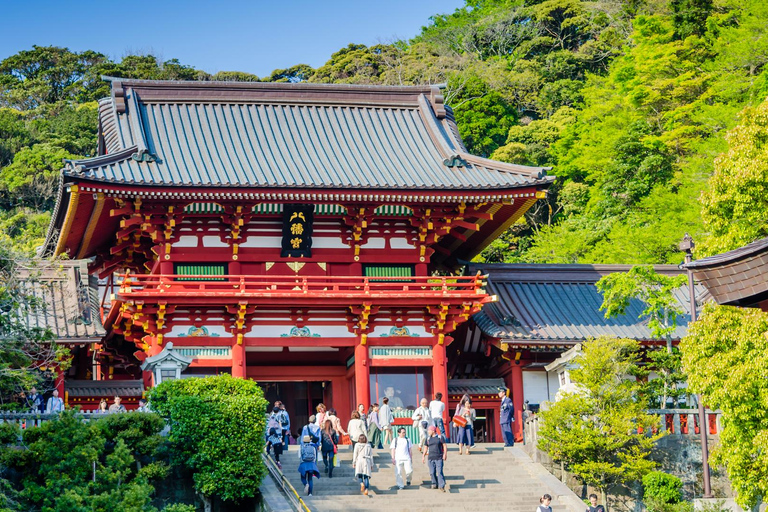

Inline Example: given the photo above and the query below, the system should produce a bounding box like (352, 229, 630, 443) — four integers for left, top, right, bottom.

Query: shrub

(644, 471, 683, 511)
(162, 504, 196, 512)
(147, 374, 268, 509)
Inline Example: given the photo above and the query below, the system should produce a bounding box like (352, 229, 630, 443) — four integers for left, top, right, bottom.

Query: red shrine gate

(43, 79, 553, 436)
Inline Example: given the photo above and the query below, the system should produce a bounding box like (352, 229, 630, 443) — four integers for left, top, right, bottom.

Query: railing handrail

(261, 452, 312, 512)
(0, 411, 119, 419)
(116, 273, 487, 297)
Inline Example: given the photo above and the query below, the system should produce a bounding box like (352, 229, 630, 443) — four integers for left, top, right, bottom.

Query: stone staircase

(272, 443, 586, 512)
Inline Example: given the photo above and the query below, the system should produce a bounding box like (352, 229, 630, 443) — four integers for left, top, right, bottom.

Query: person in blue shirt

(498, 388, 515, 447)
(298, 415, 321, 496)
(26, 387, 43, 413)
(275, 401, 291, 450)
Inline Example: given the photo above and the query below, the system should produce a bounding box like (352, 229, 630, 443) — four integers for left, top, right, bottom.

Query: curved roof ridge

(64, 146, 138, 174)
(685, 236, 768, 269)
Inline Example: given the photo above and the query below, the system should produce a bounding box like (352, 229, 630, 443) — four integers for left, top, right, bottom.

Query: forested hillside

(1, 0, 767, 261)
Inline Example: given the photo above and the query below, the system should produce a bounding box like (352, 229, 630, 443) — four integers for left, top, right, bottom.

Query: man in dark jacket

(498, 388, 515, 447)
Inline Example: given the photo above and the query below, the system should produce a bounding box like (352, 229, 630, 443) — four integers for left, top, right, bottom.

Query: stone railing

(524, 408, 723, 452)
(0, 411, 134, 430)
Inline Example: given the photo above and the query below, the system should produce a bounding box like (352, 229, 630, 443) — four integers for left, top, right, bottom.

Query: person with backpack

(353, 433, 374, 496)
(536, 494, 553, 512)
(301, 415, 322, 448)
(266, 407, 284, 469)
(275, 401, 291, 450)
(421, 426, 447, 492)
(298, 416, 321, 497)
(320, 419, 338, 478)
(390, 427, 413, 490)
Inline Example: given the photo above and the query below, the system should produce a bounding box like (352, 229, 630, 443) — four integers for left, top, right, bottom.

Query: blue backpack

(301, 443, 316, 463)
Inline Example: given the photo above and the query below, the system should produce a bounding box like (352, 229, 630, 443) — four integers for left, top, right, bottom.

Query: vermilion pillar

(231, 342, 245, 378)
(330, 376, 351, 421)
(511, 363, 524, 442)
(354, 342, 370, 409)
(432, 338, 449, 423)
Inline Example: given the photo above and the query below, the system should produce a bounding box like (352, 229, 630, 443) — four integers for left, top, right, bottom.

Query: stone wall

(522, 433, 729, 511)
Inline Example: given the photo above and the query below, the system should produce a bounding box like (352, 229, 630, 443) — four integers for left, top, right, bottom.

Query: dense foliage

(643, 471, 684, 512)
(1, 0, 767, 261)
(680, 304, 768, 509)
(147, 375, 268, 511)
(0, 242, 70, 406)
(537, 337, 661, 506)
(597, 265, 689, 407)
(0, 410, 183, 511)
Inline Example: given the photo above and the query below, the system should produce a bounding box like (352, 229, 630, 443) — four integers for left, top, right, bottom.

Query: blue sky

(0, 1, 466, 77)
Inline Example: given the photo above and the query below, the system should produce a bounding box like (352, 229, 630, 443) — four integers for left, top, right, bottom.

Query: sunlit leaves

(680, 304, 768, 509)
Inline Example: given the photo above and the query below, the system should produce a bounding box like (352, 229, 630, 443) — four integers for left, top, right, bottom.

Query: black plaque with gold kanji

(281, 204, 314, 257)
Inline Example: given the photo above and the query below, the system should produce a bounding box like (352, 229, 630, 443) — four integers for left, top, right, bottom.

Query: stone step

(270, 444, 586, 512)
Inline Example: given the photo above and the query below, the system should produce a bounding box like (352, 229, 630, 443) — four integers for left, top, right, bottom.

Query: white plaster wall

(360, 237, 386, 249)
(239, 236, 282, 248)
(389, 238, 415, 249)
(202, 236, 229, 248)
(523, 371, 551, 406)
(547, 371, 560, 402)
(172, 236, 199, 248)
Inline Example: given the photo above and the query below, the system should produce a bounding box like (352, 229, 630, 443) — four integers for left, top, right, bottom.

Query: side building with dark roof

(41, 78, 554, 433)
(684, 236, 768, 309)
(450, 263, 701, 442)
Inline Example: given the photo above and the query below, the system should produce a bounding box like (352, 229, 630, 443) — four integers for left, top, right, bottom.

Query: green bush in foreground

(643, 471, 683, 512)
(147, 374, 268, 511)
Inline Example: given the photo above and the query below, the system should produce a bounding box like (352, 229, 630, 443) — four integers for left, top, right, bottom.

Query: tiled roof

(16, 260, 105, 341)
(469, 264, 700, 342)
(684, 237, 768, 306)
(64, 78, 552, 190)
(448, 378, 505, 396)
(66, 379, 144, 398)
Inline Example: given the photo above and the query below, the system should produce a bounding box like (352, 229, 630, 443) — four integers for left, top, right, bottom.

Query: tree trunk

(601, 485, 608, 512)
(560, 460, 566, 483)
(200, 493, 212, 512)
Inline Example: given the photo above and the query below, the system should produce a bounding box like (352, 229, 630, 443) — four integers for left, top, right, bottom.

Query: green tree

(596, 265, 688, 407)
(680, 304, 768, 510)
(147, 375, 268, 512)
(700, 99, 768, 256)
(0, 143, 75, 210)
(0, 244, 69, 406)
(3, 410, 165, 511)
(538, 337, 661, 508)
(670, 0, 713, 40)
(0, 46, 108, 109)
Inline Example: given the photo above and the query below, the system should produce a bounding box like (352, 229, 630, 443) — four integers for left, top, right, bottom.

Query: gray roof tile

(17, 260, 105, 341)
(469, 264, 701, 342)
(65, 79, 553, 191)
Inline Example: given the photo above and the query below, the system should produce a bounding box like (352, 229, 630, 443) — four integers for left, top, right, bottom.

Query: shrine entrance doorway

(260, 381, 327, 444)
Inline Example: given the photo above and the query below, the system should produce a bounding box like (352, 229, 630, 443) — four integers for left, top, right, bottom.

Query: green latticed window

(363, 265, 414, 282)
(174, 263, 227, 281)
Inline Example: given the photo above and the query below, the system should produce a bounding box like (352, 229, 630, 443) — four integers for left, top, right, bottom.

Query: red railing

(116, 273, 488, 300)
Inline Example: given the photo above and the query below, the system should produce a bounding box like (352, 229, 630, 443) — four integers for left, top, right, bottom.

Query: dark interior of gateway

(260, 381, 325, 442)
